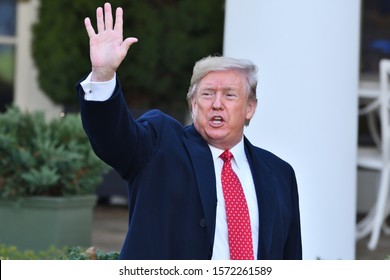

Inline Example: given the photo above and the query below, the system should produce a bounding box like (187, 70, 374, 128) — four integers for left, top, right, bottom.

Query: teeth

(211, 116, 223, 125)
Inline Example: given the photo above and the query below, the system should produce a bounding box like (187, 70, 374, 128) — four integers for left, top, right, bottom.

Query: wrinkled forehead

(197, 70, 247, 91)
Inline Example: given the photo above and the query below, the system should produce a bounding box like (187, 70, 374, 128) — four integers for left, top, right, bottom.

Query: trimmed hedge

(0, 243, 119, 260)
(32, 0, 225, 119)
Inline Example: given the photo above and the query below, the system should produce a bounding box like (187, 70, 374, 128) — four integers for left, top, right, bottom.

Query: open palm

(84, 3, 138, 82)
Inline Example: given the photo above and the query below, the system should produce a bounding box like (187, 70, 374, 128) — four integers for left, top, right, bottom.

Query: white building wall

(224, 0, 360, 259)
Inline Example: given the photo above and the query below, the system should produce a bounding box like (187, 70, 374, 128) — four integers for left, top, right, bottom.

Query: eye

(225, 92, 238, 99)
(201, 91, 214, 98)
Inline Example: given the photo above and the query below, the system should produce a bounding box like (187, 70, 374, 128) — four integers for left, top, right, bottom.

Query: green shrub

(0, 243, 65, 260)
(0, 106, 109, 199)
(32, 0, 225, 120)
(64, 246, 119, 260)
(0, 243, 119, 260)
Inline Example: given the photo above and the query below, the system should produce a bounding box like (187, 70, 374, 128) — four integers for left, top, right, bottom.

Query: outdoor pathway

(92, 205, 390, 259)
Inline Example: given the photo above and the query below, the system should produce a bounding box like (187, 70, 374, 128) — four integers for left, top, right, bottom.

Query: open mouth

(210, 116, 224, 126)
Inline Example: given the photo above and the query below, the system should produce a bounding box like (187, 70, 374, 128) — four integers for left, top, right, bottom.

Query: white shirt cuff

(80, 72, 116, 101)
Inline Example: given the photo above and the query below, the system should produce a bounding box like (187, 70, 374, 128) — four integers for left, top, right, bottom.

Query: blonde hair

(186, 55, 258, 113)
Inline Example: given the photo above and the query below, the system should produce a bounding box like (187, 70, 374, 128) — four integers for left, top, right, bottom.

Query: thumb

(121, 37, 138, 53)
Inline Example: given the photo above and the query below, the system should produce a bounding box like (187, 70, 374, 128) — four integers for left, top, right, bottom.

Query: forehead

(198, 70, 246, 90)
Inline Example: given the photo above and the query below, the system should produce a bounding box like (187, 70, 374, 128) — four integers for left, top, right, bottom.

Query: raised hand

(84, 2, 138, 82)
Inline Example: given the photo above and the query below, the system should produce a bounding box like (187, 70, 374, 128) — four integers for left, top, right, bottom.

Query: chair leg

(356, 205, 375, 239)
(381, 196, 390, 235)
(367, 111, 381, 150)
(367, 169, 390, 250)
(382, 219, 390, 235)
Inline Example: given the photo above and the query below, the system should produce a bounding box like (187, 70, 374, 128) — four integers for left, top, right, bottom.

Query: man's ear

(191, 98, 197, 114)
(246, 99, 257, 120)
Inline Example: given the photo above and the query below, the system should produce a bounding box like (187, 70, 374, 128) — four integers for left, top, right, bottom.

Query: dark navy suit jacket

(78, 79, 302, 260)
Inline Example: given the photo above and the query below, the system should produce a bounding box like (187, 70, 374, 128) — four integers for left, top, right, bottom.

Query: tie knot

(220, 150, 233, 163)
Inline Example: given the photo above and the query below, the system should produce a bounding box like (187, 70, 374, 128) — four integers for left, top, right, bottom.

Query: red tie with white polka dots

(220, 150, 254, 260)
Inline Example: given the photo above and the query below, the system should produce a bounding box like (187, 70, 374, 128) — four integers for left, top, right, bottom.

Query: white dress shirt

(80, 72, 116, 102)
(209, 141, 259, 260)
(80, 74, 259, 259)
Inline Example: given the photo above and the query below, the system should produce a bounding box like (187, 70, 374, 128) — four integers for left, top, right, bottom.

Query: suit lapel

(183, 125, 217, 247)
(183, 126, 277, 259)
(244, 138, 277, 260)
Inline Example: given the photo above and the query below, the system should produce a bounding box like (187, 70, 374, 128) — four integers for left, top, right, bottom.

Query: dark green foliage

(32, 0, 225, 119)
(0, 243, 119, 260)
(63, 246, 119, 260)
(0, 106, 109, 198)
(0, 243, 64, 260)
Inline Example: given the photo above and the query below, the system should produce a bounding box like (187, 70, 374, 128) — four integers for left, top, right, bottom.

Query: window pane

(0, 45, 14, 112)
(0, 0, 16, 36)
(360, 0, 390, 74)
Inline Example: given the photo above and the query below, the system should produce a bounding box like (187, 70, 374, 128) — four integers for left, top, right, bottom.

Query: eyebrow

(199, 85, 238, 91)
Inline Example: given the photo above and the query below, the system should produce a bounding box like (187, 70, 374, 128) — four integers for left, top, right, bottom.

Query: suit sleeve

(284, 167, 303, 259)
(76, 77, 155, 181)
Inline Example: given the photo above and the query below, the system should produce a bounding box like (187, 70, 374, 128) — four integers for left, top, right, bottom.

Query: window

(360, 0, 390, 74)
(0, 0, 16, 112)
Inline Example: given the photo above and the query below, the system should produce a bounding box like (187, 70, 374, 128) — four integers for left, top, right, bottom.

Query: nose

(212, 94, 223, 110)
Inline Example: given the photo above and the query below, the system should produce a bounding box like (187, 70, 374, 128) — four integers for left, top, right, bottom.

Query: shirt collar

(208, 137, 246, 169)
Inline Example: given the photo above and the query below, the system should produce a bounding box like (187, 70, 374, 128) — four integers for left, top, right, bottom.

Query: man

(77, 2, 302, 260)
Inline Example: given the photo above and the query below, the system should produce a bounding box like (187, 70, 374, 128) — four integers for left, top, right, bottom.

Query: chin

(206, 134, 228, 144)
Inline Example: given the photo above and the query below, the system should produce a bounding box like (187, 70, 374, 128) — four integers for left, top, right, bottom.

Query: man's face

(191, 70, 257, 150)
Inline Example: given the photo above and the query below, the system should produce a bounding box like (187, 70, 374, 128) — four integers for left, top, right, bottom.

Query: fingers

(104, 3, 113, 30)
(95, 3, 116, 32)
(96, 7, 104, 33)
(114, 7, 123, 34)
(88, 2, 134, 48)
(84, 17, 96, 38)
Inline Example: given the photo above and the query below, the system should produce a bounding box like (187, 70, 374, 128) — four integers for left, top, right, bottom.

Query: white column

(224, 0, 360, 259)
(15, 0, 61, 118)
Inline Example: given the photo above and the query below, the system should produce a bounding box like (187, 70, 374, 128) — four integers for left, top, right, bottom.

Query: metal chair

(356, 59, 390, 250)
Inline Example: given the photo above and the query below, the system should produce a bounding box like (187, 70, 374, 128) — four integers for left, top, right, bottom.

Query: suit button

(200, 218, 207, 228)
